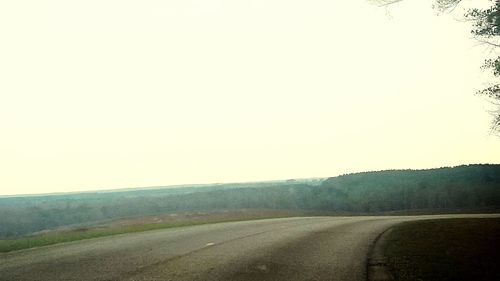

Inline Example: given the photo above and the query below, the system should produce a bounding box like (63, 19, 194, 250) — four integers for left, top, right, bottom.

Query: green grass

(384, 218, 500, 281)
(0, 222, 197, 253)
(0, 214, 295, 253)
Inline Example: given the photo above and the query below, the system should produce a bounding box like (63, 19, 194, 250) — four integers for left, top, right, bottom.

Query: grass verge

(0, 211, 302, 253)
(384, 218, 500, 281)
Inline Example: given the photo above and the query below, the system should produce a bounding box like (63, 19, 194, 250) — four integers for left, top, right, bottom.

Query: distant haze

(1, 0, 498, 195)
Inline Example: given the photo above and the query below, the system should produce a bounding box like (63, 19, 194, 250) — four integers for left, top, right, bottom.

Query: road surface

(0, 214, 496, 281)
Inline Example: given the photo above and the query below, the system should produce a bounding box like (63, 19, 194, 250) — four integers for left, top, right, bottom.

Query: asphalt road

(1, 214, 497, 281)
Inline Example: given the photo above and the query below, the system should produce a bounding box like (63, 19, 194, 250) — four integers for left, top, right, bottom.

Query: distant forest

(0, 164, 499, 238)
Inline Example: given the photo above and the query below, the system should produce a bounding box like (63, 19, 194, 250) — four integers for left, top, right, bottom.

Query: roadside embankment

(381, 218, 500, 281)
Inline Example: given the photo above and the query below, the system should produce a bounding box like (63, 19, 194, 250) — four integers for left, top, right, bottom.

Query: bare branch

(433, 0, 463, 14)
(369, 0, 404, 7)
(474, 37, 500, 49)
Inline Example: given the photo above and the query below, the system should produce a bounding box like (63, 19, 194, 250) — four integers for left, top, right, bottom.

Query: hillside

(0, 164, 499, 238)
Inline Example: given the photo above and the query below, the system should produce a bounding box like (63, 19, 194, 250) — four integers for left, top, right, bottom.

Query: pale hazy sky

(1, 0, 498, 195)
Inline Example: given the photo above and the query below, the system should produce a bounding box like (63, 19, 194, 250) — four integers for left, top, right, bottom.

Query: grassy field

(0, 210, 305, 253)
(384, 218, 500, 281)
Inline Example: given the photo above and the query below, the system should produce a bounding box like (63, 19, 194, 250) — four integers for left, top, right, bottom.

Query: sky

(0, 0, 499, 195)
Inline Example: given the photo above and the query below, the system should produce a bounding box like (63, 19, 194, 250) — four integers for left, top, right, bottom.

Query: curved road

(0, 214, 496, 281)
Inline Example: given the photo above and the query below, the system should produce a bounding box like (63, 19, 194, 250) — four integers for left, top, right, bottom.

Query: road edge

(366, 226, 394, 281)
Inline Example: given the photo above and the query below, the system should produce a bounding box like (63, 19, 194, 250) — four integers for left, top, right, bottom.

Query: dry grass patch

(385, 218, 500, 281)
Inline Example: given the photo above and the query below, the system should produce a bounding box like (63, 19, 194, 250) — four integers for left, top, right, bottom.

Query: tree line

(0, 164, 498, 238)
